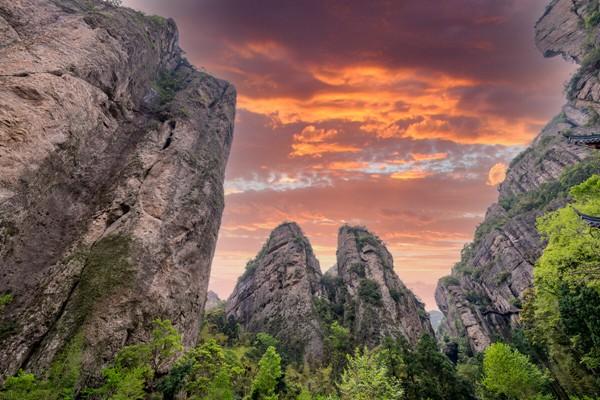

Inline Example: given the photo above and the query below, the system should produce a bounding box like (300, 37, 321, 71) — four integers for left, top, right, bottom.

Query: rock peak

(226, 222, 325, 365)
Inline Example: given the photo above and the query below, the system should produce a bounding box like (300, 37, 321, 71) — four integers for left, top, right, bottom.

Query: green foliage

(380, 335, 476, 400)
(247, 332, 281, 362)
(440, 275, 460, 286)
(201, 306, 240, 345)
(0, 293, 13, 313)
(0, 333, 84, 399)
(389, 288, 402, 302)
(481, 343, 549, 400)
(357, 279, 383, 306)
(152, 70, 185, 106)
(160, 339, 239, 399)
(89, 319, 182, 399)
(239, 240, 270, 282)
(250, 346, 282, 399)
(326, 321, 352, 380)
(0, 371, 55, 400)
(495, 271, 511, 285)
(338, 347, 403, 400)
(465, 290, 489, 307)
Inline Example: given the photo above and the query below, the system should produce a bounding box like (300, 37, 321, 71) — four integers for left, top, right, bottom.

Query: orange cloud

(487, 162, 507, 186)
(411, 152, 448, 161)
(290, 125, 361, 157)
(390, 170, 432, 180)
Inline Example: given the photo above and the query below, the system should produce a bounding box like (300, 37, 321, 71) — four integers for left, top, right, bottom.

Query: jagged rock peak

(226, 222, 325, 365)
(0, 0, 235, 383)
(331, 225, 434, 346)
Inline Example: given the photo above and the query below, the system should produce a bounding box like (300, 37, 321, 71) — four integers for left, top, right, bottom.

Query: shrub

(0, 293, 13, 313)
(440, 276, 460, 287)
(358, 280, 383, 306)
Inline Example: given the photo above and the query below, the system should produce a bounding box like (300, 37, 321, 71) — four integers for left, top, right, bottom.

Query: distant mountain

(205, 291, 224, 312)
(428, 310, 443, 331)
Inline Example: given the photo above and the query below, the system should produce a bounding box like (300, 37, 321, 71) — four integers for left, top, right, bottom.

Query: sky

(124, 0, 573, 309)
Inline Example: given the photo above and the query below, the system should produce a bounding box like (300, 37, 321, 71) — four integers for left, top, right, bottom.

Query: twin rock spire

(225, 222, 434, 365)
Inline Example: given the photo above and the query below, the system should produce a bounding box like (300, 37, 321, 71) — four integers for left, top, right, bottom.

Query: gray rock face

(329, 226, 434, 346)
(435, 0, 600, 352)
(0, 0, 235, 382)
(226, 222, 325, 365)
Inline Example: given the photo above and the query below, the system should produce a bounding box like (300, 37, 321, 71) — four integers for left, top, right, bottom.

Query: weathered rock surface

(435, 0, 600, 352)
(327, 226, 434, 346)
(0, 0, 235, 382)
(226, 222, 325, 365)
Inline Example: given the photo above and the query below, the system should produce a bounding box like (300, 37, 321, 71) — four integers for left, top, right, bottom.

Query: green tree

(327, 321, 352, 379)
(247, 333, 281, 362)
(526, 174, 600, 393)
(90, 319, 182, 399)
(380, 335, 475, 400)
(338, 347, 402, 400)
(250, 346, 282, 399)
(0, 371, 54, 400)
(481, 343, 549, 400)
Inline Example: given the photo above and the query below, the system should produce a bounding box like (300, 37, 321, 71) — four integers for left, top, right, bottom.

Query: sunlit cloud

(290, 125, 361, 157)
(390, 170, 432, 180)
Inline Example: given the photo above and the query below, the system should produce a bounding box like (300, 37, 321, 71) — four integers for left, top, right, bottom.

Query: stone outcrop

(226, 222, 325, 365)
(325, 226, 434, 346)
(435, 0, 600, 352)
(0, 0, 235, 382)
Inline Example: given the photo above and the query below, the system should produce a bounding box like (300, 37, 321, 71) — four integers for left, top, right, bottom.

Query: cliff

(225, 222, 326, 365)
(0, 0, 235, 382)
(435, 0, 600, 352)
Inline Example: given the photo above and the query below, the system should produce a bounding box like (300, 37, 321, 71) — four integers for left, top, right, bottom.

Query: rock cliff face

(435, 0, 600, 352)
(0, 0, 235, 382)
(226, 222, 325, 365)
(325, 226, 434, 346)
(226, 223, 434, 364)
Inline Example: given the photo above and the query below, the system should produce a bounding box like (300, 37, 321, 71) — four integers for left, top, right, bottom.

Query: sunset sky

(124, 0, 573, 309)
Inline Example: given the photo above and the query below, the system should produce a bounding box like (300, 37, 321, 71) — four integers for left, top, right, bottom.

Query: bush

(358, 279, 383, 306)
(440, 276, 460, 287)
